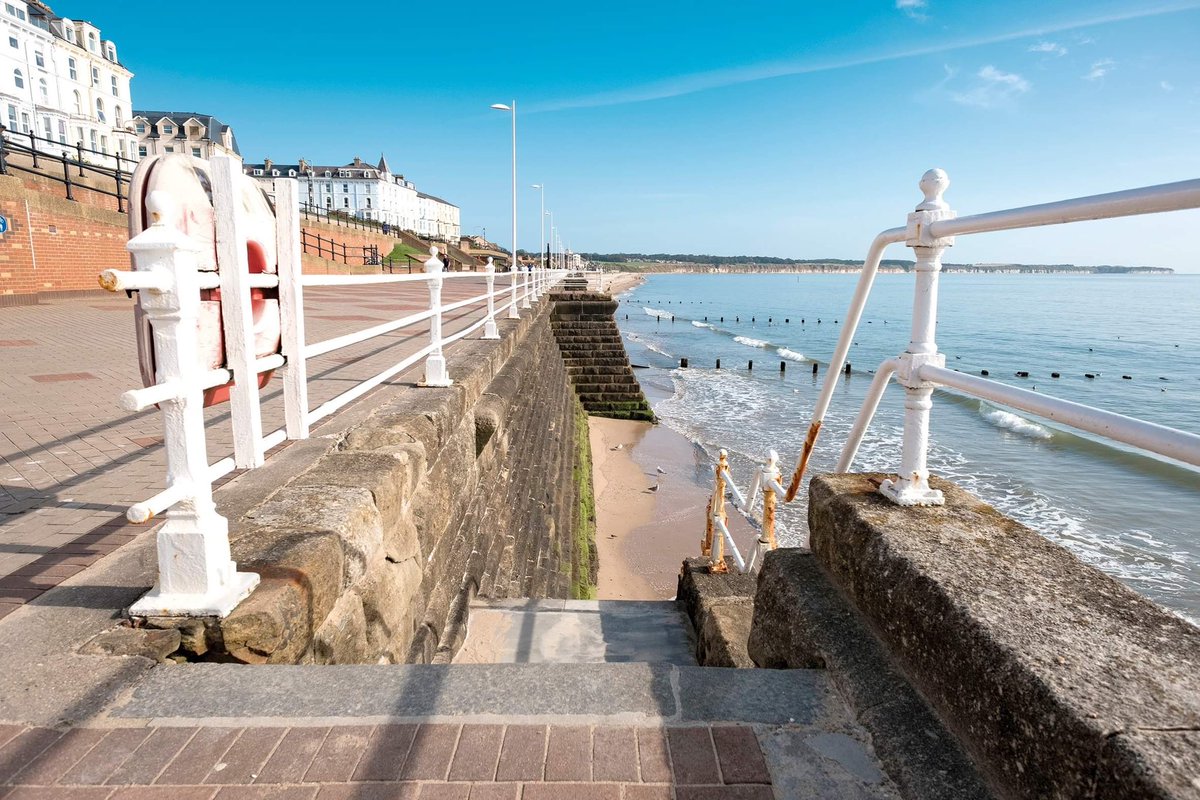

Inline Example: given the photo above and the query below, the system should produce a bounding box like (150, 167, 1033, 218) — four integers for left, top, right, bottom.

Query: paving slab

(455, 600, 697, 665)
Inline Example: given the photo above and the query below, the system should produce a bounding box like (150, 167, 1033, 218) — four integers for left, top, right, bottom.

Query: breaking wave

(777, 348, 807, 362)
(643, 307, 672, 319)
(734, 336, 770, 349)
(691, 320, 714, 329)
(979, 404, 1052, 441)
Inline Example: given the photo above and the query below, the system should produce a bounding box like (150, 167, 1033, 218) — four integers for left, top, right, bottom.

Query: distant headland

(585, 253, 1175, 275)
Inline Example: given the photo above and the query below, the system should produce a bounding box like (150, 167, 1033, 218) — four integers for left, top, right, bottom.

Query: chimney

(353, 156, 363, 167)
(299, 158, 310, 173)
(264, 157, 273, 172)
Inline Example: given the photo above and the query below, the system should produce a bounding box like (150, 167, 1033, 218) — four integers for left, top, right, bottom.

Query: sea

(614, 272, 1200, 626)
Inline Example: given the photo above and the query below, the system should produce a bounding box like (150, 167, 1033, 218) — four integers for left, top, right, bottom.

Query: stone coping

(808, 473, 1200, 800)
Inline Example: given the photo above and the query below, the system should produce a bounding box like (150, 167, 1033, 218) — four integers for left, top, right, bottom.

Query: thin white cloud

(896, 0, 928, 20)
(527, 2, 1200, 113)
(1084, 58, 1116, 80)
(951, 65, 1031, 108)
(1028, 40, 1067, 56)
(1161, 80, 1175, 91)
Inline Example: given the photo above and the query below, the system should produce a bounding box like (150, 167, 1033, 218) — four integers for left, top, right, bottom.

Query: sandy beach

(598, 271, 644, 297)
(589, 416, 711, 599)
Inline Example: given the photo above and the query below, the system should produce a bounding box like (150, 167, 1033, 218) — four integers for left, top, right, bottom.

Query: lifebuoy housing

(129, 155, 282, 406)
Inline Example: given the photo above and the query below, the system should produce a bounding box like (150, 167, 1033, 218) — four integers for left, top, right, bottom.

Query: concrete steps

(455, 600, 697, 665)
(550, 291, 654, 422)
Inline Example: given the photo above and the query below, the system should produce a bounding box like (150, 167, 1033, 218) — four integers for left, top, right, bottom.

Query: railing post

(710, 450, 730, 573)
(61, 152, 73, 201)
(29, 131, 38, 169)
(482, 257, 500, 340)
(521, 262, 532, 309)
(507, 257, 520, 319)
(120, 192, 260, 618)
(0, 129, 7, 175)
(275, 178, 309, 440)
(759, 450, 780, 549)
(879, 169, 955, 507)
(210, 155, 267, 468)
(115, 152, 124, 213)
(75, 141, 84, 177)
(421, 246, 452, 387)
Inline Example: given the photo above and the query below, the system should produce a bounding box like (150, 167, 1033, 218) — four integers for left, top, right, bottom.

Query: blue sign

(0, 215, 7, 234)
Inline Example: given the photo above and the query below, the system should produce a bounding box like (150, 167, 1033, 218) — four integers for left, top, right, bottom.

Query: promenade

(0, 277, 498, 615)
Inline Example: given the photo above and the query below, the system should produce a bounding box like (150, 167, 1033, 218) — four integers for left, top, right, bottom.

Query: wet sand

(600, 271, 644, 297)
(589, 416, 711, 599)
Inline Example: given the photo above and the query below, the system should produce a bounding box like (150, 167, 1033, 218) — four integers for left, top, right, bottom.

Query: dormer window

(253, 169, 263, 176)
(324, 170, 331, 177)
(271, 169, 279, 177)
(288, 169, 296, 177)
(163, 123, 173, 134)
(87, 31, 97, 53)
(135, 121, 145, 134)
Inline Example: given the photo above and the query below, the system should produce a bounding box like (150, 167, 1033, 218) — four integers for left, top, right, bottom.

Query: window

(95, 98, 104, 123)
(163, 123, 173, 134)
(137, 145, 146, 157)
(288, 169, 296, 177)
(342, 183, 348, 192)
(100, 134, 107, 153)
(75, 125, 83, 143)
(67, 57, 76, 80)
(37, 77, 46, 102)
(6, 105, 16, 129)
(114, 105, 121, 125)
(192, 147, 202, 158)
(13, 68, 23, 89)
(57, 119, 65, 144)
(325, 196, 332, 208)
(91, 66, 98, 86)
(87, 32, 96, 53)
(252, 168, 263, 176)
(271, 169, 279, 176)
(164, 145, 174, 153)
(34, 51, 42, 67)
(106, 45, 114, 61)
(72, 90, 81, 114)
(5, 3, 26, 21)
(111, 76, 117, 96)
(8, 36, 16, 49)
(135, 121, 145, 134)
(323, 170, 331, 177)
(89, 129, 96, 150)
(366, 198, 372, 208)
(42, 115, 49, 136)
(343, 197, 350, 208)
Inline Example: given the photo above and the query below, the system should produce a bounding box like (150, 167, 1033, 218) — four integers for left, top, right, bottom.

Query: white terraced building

(244, 155, 461, 244)
(0, 0, 135, 166)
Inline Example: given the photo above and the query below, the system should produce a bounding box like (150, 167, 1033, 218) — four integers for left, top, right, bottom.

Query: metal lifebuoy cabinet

(128, 154, 282, 406)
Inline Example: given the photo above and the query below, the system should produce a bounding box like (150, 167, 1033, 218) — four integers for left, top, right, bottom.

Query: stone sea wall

(141, 298, 596, 665)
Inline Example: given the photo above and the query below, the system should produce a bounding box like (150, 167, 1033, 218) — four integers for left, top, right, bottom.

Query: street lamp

(531, 183, 545, 298)
(490, 101, 521, 318)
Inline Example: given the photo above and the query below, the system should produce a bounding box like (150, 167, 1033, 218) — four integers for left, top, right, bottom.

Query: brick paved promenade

(0, 279, 502, 615)
(1, 722, 778, 799)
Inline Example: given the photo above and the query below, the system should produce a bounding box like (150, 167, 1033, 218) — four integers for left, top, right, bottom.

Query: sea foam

(643, 307, 672, 319)
(777, 348, 807, 362)
(734, 336, 770, 349)
(979, 405, 1052, 440)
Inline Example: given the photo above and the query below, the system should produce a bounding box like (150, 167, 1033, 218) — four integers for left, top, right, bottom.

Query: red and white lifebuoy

(129, 155, 281, 406)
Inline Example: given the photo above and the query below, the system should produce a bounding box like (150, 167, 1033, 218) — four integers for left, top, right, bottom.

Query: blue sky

(91, 0, 1198, 270)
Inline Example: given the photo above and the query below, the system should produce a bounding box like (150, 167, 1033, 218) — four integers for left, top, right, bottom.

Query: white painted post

(521, 260, 532, 309)
(482, 256, 500, 340)
(125, 192, 259, 618)
(879, 169, 955, 507)
(210, 155, 266, 468)
(275, 177, 309, 439)
(508, 257, 523, 316)
(421, 246, 453, 387)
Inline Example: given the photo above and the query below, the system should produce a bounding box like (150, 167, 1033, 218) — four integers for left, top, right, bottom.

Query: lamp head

(531, 183, 542, 189)
(490, 103, 512, 111)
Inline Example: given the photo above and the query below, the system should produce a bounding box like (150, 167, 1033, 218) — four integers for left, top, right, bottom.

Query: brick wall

(0, 175, 129, 304)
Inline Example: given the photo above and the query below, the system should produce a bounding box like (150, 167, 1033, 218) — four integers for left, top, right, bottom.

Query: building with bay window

(0, 0, 135, 167)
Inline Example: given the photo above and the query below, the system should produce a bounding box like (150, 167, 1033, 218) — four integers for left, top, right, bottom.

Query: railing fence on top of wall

(97, 156, 567, 617)
(702, 169, 1200, 571)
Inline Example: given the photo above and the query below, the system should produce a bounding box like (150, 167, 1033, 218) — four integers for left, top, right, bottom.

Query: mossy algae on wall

(571, 399, 598, 599)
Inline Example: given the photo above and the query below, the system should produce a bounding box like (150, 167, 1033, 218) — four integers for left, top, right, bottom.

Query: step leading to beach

(455, 599, 698, 665)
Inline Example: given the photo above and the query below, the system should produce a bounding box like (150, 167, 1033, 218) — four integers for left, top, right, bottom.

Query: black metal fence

(300, 229, 413, 272)
(0, 127, 133, 212)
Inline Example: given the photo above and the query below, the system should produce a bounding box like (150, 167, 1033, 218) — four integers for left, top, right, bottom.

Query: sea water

(615, 273, 1200, 626)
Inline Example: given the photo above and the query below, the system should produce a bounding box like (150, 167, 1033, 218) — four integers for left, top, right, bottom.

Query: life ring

(128, 155, 282, 407)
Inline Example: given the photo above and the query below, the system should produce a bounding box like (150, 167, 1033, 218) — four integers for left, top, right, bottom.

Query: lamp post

(532, 183, 544, 298)
(490, 101, 519, 319)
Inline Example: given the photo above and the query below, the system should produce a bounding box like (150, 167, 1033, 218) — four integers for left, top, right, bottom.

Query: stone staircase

(551, 291, 655, 422)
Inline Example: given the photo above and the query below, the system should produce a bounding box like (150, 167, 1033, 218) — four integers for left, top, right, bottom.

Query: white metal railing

(99, 158, 569, 616)
(701, 449, 785, 573)
(789, 169, 1200, 507)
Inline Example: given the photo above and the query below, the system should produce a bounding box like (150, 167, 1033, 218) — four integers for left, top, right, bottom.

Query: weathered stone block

(676, 558, 757, 668)
(246, 485, 383, 589)
(220, 577, 310, 664)
(292, 452, 415, 531)
(313, 592, 369, 664)
(808, 472, 1200, 800)
(358, 552, 423, 655)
